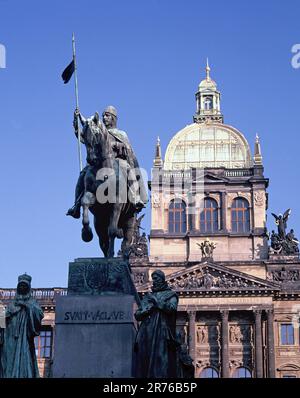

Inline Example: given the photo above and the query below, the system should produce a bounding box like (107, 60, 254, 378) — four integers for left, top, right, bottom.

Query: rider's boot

(66, 202, 81, 219)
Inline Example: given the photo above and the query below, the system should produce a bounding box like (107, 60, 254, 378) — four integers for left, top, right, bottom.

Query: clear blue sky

(0, 0, 299, 287)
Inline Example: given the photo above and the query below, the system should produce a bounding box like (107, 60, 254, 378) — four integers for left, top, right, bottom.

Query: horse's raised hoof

(81, 226, 93, 242)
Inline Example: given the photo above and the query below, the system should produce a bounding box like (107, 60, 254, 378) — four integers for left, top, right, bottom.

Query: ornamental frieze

(267, 269, 300, 283)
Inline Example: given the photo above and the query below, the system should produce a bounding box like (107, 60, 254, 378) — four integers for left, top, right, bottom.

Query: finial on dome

(206, 58, 211, 81)
(153, 136, 163, 167)
(254, 134, 263, 165)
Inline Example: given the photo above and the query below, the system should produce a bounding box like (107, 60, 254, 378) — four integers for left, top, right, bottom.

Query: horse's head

(82, 112, 113, 166)
(82, 112, 107, 164)
(83, 112, 102, 137)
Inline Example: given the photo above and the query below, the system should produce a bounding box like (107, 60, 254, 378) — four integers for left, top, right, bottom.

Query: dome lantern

(194, 60, 223, 124)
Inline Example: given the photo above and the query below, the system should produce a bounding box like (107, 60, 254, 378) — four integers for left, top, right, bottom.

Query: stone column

(254, 309, 263, 378)
(266, 309, 276, 378)
(221, 192, 227, 231)
(188, 311, 196, 361)
(221, 310, 229, 378)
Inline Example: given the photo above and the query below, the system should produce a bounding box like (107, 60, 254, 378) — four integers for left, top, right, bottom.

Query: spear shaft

(72, 33, 83, 172)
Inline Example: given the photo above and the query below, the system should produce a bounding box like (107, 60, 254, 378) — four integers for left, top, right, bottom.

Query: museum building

(1, 63, 300, 378)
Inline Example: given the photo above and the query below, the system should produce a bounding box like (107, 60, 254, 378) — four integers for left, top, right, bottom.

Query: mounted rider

(67, 105, 148, 218)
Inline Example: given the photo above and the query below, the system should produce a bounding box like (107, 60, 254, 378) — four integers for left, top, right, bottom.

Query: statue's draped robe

(1, 299, 43, 378)
(134, 289, 178, 378)
(108, 127, 148, 206)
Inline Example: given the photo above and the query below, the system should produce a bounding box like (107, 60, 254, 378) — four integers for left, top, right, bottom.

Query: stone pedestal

(52, 258, 138, 378)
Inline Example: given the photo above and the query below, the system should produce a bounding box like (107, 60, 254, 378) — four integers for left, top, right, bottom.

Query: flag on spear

(61, 33, 83, 171)
(61, 59, 75, 84)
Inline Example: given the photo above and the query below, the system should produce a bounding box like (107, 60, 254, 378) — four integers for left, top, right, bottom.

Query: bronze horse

(79, 112, 137, 258)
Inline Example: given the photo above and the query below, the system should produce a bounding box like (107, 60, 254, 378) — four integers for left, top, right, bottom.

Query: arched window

(232, 367, 252, 378)
(200, 198, 218, 232)
(231, 198, 250, 233)
(204, 96, 213, 110)
(168, 200, 187, 233)
(200, 367, 219, 378)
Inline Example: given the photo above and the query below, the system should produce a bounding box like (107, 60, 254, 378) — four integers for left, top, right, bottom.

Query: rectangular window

(280, 324, 294, 345)
(35, 329, 53, 359)
(232, 221, 237, 232)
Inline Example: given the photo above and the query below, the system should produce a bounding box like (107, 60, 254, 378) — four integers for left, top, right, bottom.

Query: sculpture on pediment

(197, 238, 217, 259)
(203, 270, 214, 289)
(168, 267, 264, 292)
(269, 209, 299, 256)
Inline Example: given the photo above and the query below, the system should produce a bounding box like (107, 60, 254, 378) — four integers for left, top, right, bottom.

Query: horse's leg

(121, 215, 136, 259)
(94, 213, 110, 257)
(107, 203, 124, 258)
(81, 192, 95, 242)
(108, 204, 124, 239)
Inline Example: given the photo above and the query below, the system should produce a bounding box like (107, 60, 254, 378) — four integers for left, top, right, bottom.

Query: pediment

(194, 172, 229, 184)
(138, 261, 280, 295)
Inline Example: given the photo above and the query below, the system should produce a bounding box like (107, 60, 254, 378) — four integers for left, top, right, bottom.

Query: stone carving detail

(133, 271, 148, 285)
(168, 267, 267, 291)
(68, 259, 138, 298)
(254, 191, 264, 207)
(267, 269, 300, 283)
(229, 324, 252, 344)
(152, 192, 161, 208)
(176, 325, 188, 345)
(197, 324, 220, 345)
(197, 326, 208, 344)
(269, 209, 299, 256)
(197, 238, 217, 259)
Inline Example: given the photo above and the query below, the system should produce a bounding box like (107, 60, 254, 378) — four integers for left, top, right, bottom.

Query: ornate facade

(1, 62, 300, 378)
(135, 62, 300, 378)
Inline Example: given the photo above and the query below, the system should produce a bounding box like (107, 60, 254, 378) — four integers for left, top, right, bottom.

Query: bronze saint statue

(134, 270, 178, 378)
(66, 106, 148, 258)
(0, 274, 44, 378)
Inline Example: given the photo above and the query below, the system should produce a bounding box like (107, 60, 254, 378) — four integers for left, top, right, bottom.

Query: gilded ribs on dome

(164, 123, 252, 170)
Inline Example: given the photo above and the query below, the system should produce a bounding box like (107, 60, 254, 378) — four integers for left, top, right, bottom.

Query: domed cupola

(194, 59, 223, 124)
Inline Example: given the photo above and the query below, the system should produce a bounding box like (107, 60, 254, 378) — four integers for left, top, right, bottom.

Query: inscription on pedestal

(55, 295, 134, 324)
(62, 310, 131, 323)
